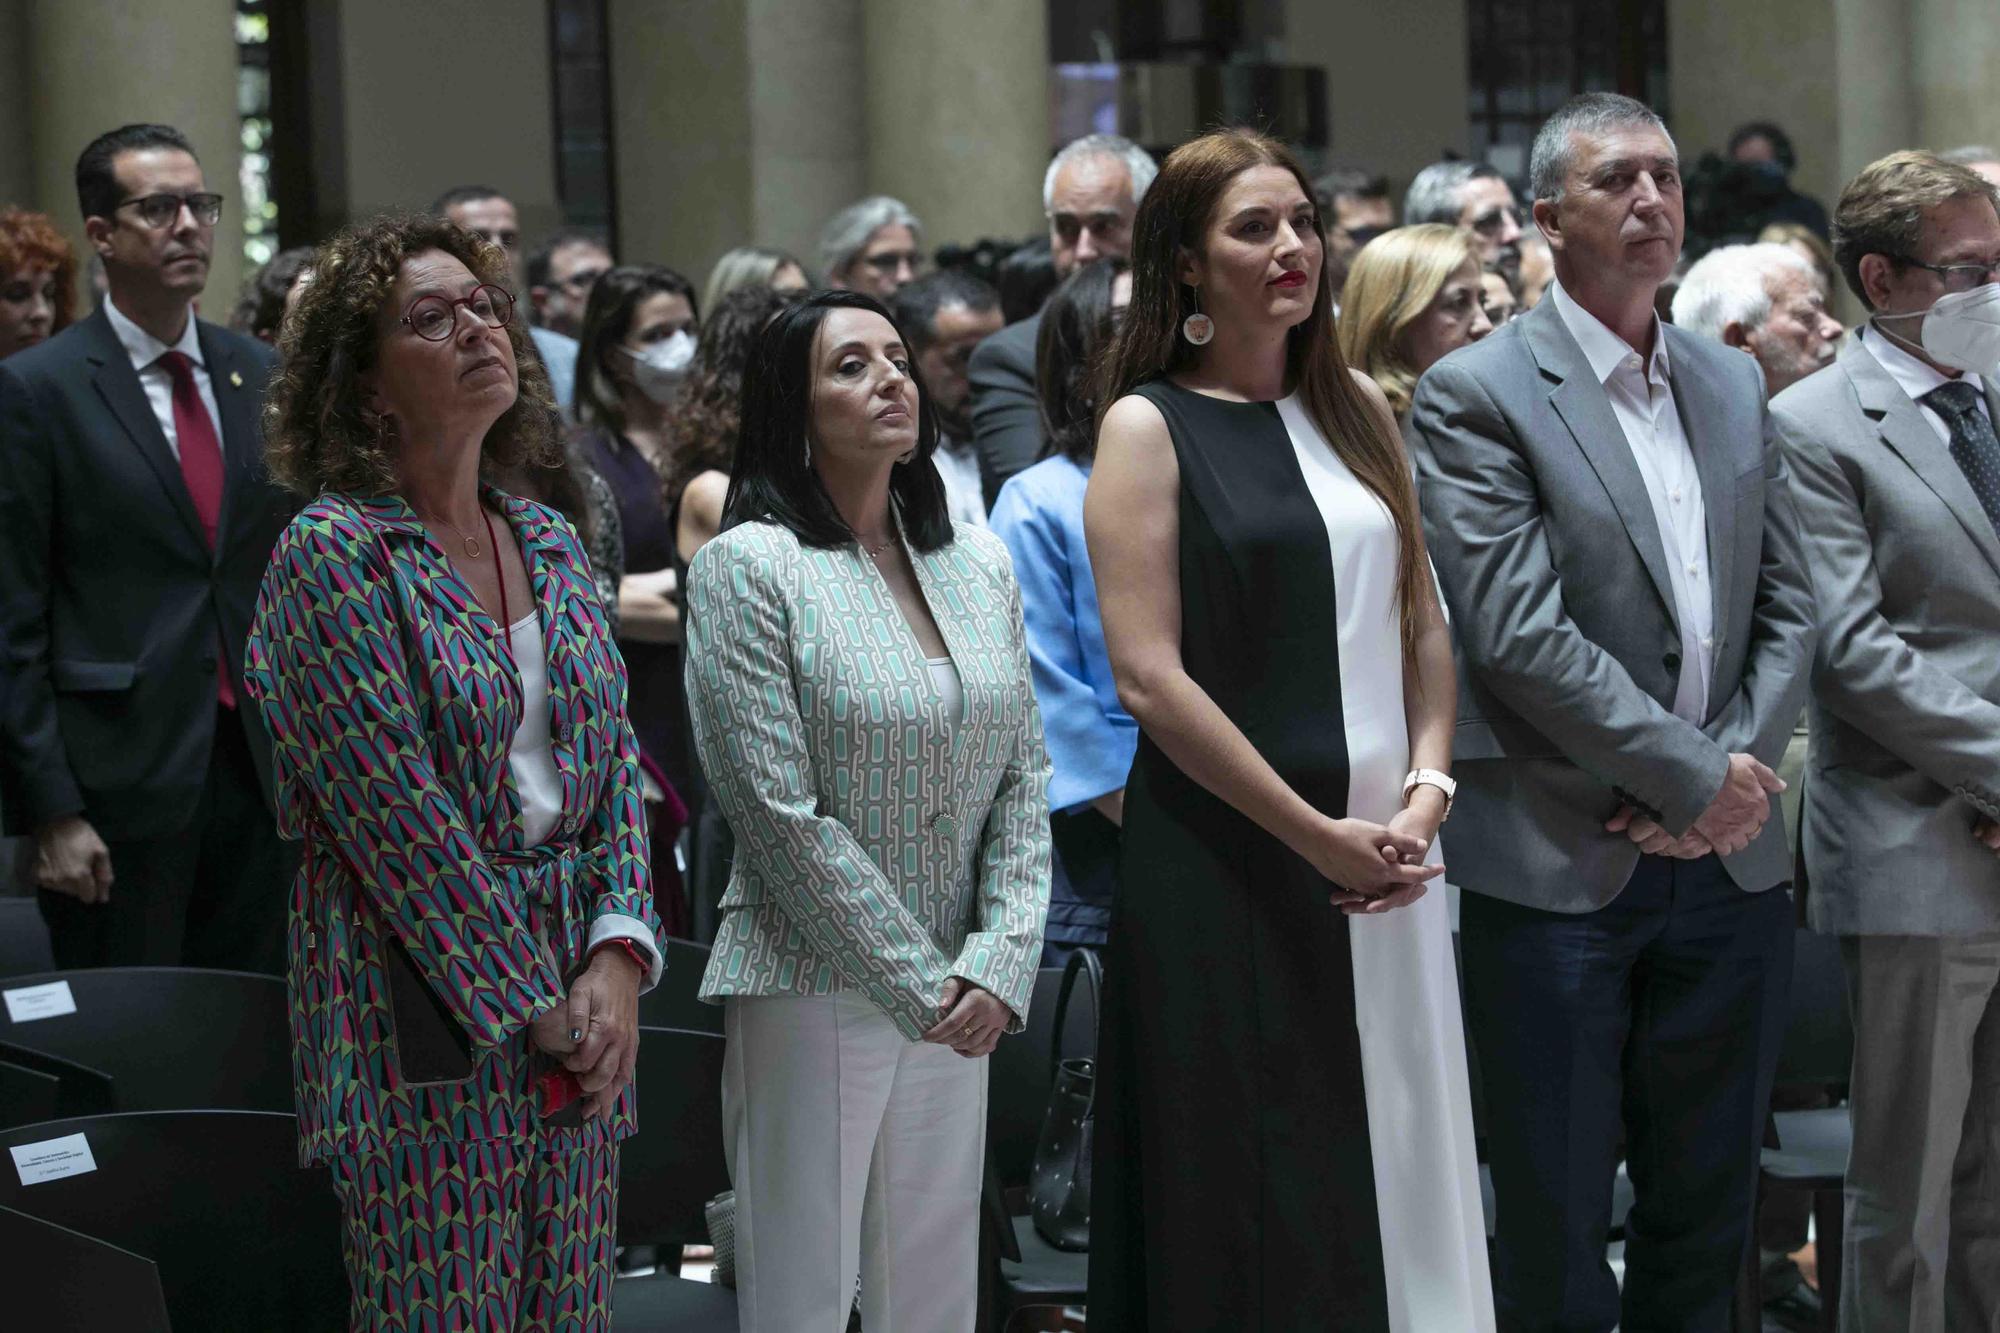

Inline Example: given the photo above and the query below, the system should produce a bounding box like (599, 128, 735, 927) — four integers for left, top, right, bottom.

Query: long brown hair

(1096, 127, 1431, 667)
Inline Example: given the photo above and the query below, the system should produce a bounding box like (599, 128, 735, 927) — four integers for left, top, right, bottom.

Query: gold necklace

(420, 508, 484, 559)
(856, 530, 893, 559)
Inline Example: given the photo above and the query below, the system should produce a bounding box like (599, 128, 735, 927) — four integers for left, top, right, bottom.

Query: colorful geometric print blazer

(243, 488, 663, 1164)
(685, 519, 1052, 1041)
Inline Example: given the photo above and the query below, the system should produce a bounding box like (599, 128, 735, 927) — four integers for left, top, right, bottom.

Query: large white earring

(1182, 287, 1214, 346)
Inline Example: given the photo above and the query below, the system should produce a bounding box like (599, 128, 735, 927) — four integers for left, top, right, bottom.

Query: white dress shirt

(104, 296, 222, 462)
(1551, 278, 1714, 724)
(1860, 321, 1992, 444)
(934, 433, 988, 528)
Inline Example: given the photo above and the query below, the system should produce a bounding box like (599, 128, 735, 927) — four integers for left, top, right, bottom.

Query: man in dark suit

(965, 134, 1155, 506)
(0, 123, 294, 973)
(1410, 93, 1815, 1330)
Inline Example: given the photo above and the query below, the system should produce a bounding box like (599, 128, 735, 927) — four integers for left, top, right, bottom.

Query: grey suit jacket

(967, 313, 1042, 509)
(1408, 297, 1815, 912)
(1770, 334, 2000, 935)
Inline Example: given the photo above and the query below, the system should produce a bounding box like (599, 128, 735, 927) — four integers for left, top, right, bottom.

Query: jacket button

(930, 812, 958, 839)
(555, 722, 574, 744)
(304, 930, 317, 952)
(1663, 651, 1682, 672)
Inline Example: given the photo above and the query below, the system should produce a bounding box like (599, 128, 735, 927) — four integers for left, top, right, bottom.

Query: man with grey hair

(1405, 159, 1524, 275)
(1771, 148, 2000, 1330)
(819, 195, 924, 301)
(1941, 143, 2000, 189)
(967, 134, 1155, 505)
(1410, 91, 1813, 1331)
(1673, 242, 1845, 397)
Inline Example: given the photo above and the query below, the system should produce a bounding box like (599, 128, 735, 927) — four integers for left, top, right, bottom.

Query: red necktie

(157, 350, 235, 709)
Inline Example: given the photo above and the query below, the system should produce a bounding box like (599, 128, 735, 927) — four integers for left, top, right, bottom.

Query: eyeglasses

(555, 266, 607, 294)
(116, 192, 224, 229)
(1891, 254, 2000, 293)
(400, 284, 514, 342)
(1470, 204, 1523, 237)
(862, 249, 923, 277)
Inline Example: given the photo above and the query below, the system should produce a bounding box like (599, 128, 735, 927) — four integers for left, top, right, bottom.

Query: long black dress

(1087, 379, 1489, 1330)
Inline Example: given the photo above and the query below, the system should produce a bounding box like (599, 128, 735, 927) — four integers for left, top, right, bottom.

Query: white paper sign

(3, 980, 77, 1024)
(11, 1132, 97, 1186)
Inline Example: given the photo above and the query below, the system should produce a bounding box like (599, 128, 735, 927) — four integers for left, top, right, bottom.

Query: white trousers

(722, 992, 989, 1333)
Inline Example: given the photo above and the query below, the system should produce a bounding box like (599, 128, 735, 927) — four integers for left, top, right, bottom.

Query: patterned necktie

(155, 349, 235, 708)
(1922, 379, 2000, 537)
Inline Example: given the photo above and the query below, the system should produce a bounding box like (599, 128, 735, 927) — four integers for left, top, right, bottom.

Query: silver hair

(1042, 134, 1158, 213)
(1941, 144, 2000, 168)
(1670, 242, 1815, 342)
(1402, 161, 1502, 226)
(817, 196, 924, 282)
(1529, 92, 1675, 204)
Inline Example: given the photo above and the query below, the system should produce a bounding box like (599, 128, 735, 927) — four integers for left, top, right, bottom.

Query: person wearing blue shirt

(989, 260, 1135, 964)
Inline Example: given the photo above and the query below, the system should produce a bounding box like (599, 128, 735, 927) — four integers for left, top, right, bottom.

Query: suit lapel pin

(229, 370, 243, 388)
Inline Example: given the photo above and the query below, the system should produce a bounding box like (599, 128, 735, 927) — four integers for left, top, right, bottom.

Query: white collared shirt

(1550, 278, 1714, 724)
(935, 433, 988, 529)
(1859, 321, 1992, 445)
(104, 296, 223, 463)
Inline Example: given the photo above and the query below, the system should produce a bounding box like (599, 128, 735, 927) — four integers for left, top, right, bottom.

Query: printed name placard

(3, 980, 77, 1024)
(11, 1132, 97, 1186)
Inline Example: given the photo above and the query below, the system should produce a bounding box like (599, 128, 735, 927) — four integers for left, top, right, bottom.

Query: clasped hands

(1606, 751, 1784, 859)
(1308, 786, 1448, 916)
(529, 944, 645, 1121)
(923, 977, 1012, 1058)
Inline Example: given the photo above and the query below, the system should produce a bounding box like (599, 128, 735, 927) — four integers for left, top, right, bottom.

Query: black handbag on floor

(1028, 946, 1100, 1251)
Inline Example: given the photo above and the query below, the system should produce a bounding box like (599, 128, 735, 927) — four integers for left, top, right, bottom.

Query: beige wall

(1668, 0, 1842, 226)
(328, 0, 560, 258)
(21, 0, 244, 318)
(0, 17, 32, 212)
(1282, 0, 1471, 201)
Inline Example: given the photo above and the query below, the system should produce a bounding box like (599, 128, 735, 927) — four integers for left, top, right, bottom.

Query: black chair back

(0, 1204, 172, 1332)
(1774, 926, 1853, 1090)
(987, 965, 1098, 1190)
(617, 1025, 731, 1248)
(637, 938, 724, 1033)
(0, 968, 291, 1120)
(0, 898, 55, 979)
(0, 1110, 345, 1330)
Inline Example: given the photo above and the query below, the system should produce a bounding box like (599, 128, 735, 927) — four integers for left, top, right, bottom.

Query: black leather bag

(1028, 947, 1100, 1251)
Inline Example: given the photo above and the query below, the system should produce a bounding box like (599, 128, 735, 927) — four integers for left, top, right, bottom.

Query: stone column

(861, 0, 1049, 249)
(28, 0, 245, 316)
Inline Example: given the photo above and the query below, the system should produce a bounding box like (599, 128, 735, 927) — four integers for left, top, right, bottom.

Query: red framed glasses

(400, 284, 514, 342)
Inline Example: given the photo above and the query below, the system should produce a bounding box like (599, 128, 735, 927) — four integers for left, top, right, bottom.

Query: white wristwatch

(1402, 768, 1456, 820)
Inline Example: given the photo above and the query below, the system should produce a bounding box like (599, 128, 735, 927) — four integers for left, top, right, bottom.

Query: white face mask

(619, 329, 696, 403)
(1879, 281, 2000, 377)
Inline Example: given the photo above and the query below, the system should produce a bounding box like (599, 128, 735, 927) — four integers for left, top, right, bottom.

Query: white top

(104, 296, 222, 463)
(506, 609, 664, 991)
(935, 434, 988, 528)
(1550, 278, 1714, 725)
(926, 655, 964, 734)
(1860, 322, 1992, 444)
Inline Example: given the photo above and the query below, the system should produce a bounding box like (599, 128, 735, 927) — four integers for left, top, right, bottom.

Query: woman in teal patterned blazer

(685, 291, 1051, 1331)
(244, 215, 665, 1332)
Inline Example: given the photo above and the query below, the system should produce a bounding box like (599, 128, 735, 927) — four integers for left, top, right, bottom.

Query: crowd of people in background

(4, 92, 2000, 1332)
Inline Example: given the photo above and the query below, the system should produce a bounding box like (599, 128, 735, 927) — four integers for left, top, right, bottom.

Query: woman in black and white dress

(1083, 127, 1492, 1329)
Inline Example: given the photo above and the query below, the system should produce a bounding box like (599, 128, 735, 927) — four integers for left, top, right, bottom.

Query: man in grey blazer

(1410, 93, 1815, 1331)
(965, 134, 1154, 506)
(1771, 149, 2000, 1331)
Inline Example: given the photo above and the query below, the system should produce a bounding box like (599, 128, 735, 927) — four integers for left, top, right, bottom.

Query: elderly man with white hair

(1674, 241, 1845, 397)
(967, 133, 1156, 504)
(818, 195, 925, 300)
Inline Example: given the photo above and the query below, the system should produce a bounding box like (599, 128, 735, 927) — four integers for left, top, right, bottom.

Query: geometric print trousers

(329, 1141, 618, 1332)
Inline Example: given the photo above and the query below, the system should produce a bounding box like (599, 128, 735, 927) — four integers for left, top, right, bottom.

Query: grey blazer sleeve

(1776, 409, 2000, 816)
(1698, 392, 1816, 767)
(1412, 359, 1730, 833)
(968, 330, 1043, 508)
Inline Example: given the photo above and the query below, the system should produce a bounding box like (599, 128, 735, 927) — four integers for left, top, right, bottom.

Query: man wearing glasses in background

(0, 123, 295, 975)
(527, 226, 614, 340)
(1771, 149, 2000, 1330)
(1404, 158, 1526, 280)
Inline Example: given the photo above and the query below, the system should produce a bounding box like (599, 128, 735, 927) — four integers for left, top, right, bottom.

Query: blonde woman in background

(698, 245, 810, 317)
(1338, 223, 1493, 423)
